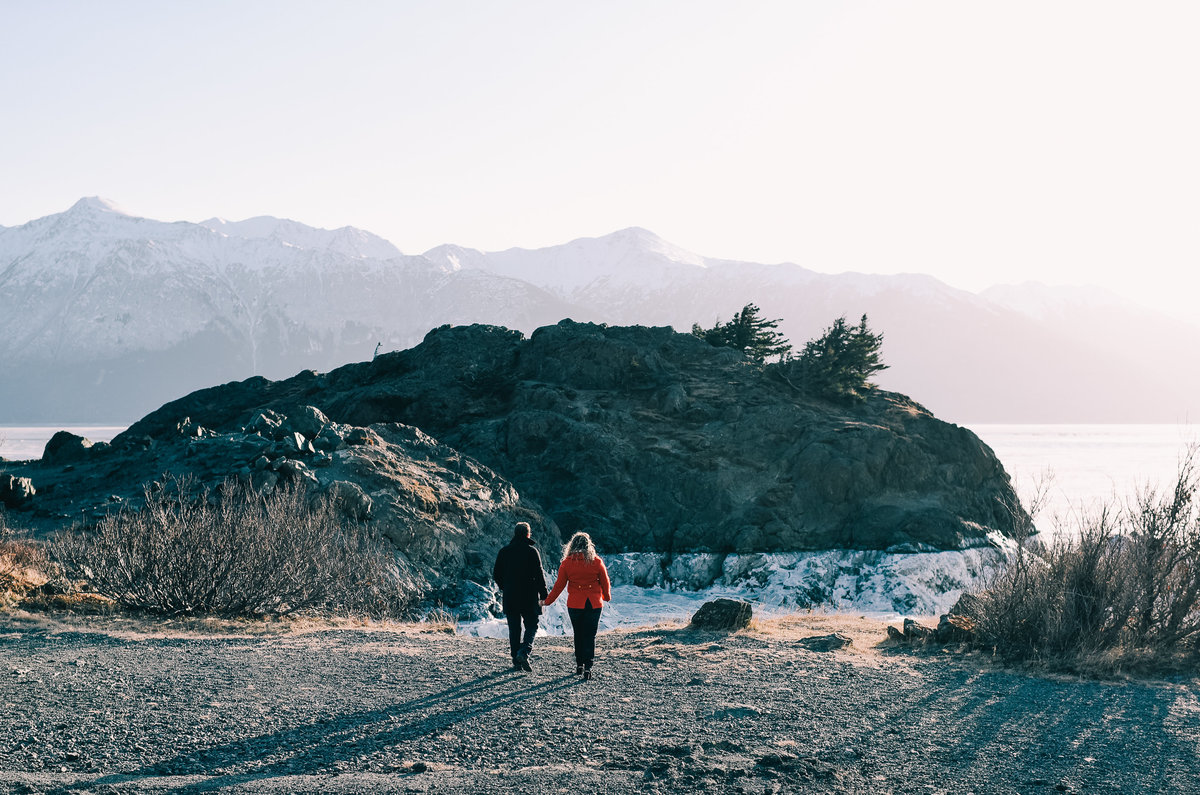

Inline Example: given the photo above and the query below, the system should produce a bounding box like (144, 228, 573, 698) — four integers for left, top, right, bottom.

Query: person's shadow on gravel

(65, 669, 579, 794)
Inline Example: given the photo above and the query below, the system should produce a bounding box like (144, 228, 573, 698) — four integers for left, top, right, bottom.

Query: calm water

(2, 423, 1194, 523)
(967, 423, 1196, 531)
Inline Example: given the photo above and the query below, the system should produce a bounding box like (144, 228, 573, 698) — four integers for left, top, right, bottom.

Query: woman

(543, 532, 611, 680)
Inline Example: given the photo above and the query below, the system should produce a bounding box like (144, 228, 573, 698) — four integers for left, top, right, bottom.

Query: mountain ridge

(2, 199, 1197, 424)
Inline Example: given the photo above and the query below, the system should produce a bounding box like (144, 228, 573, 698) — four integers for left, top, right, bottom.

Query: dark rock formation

(690, 598, 753, 630)
(797, 633, 853, 652)
(0, 475, 35, 509)
(5, 320, 1028, 609)
(42, 431, 97, 464)
(5, 410, 558, 602)
(116, 320, 1026, 555)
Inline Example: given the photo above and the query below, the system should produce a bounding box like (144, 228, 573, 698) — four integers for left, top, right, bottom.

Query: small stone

(279, 432, 314, 456)
(903, 618, 935, 642)
(345, 427, 383, 447)
(410, 761, 428, 773)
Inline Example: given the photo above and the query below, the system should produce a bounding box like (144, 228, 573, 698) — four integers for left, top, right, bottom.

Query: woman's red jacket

(544, 554, 611, 609)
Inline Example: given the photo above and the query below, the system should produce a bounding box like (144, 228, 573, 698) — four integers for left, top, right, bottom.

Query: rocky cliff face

(115, 320, 1025, 556)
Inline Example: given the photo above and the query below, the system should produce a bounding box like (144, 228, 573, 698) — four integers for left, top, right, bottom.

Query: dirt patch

(0, 612, 1197, 794)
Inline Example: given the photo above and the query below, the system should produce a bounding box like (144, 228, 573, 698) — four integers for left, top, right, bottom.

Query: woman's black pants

(567, 602, 602, 668)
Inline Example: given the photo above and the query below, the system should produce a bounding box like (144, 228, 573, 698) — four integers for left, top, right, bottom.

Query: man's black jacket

(493, 537, 549, 615)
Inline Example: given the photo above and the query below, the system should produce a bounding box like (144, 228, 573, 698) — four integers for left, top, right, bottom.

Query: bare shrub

(967, 447, 1200, 673)
(52, 475, 417, 618)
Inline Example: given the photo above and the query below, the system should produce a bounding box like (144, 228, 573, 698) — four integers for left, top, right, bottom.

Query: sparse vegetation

(423, 605, 459, 634)
(692, 306, 888, 401)
(964, 448, 1200, 674)
(52, 476, 417, 618)
(0, 514, 52, 608)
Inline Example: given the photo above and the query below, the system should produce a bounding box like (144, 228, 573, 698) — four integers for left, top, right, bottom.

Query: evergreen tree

(794, 314, 887, 400)
(691, 303, 792, 363)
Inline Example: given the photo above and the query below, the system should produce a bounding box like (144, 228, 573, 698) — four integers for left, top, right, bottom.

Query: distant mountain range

(1, 197, 1196, 424)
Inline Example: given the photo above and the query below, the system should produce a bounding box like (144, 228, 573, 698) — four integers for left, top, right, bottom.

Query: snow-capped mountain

(0, 199, 576, 422)
(427, 227, 712, 294)
(426, 230, 1200, 424)
(1, 199, 1197, 424)
(198, 215, 403, 261)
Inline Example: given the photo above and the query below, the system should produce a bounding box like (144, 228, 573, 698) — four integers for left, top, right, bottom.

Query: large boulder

(690, 598, 753, 631)
(115, 320, 1027, 555)
(42, 431, 94, 464)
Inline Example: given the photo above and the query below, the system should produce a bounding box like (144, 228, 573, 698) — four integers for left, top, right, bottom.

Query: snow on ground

(458, 545, 1008, 638)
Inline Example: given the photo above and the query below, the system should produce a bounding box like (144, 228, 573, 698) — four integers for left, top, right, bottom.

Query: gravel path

(0, 613, 1197, 794)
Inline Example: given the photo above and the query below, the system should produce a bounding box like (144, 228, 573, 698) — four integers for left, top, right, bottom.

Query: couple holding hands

(492, 523, 611, 681)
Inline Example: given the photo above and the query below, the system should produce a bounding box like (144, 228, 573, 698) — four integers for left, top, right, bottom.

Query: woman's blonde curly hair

(563, 531, 597, 561)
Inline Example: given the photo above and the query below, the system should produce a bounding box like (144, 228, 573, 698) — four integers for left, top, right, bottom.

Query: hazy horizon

(3, 2, 1198, 319)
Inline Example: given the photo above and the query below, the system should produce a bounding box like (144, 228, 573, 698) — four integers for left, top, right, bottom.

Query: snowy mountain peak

(198, 215, 402, 259)
(66, 196, 131, 217)
(581, 227, 707, 268)
(422, 228, 710, 294)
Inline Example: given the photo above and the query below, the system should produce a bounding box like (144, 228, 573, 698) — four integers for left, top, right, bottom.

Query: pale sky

(2, 1, 1198, 317)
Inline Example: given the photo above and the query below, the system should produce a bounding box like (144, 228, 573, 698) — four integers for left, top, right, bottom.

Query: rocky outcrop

(118, 320, 1026, 555)
(6, 408, 558, 602)
(42, 431, 99, 464)
(7, 320, 1027, 609)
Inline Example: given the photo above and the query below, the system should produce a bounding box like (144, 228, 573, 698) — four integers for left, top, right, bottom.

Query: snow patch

(457, 547, 1004, 637)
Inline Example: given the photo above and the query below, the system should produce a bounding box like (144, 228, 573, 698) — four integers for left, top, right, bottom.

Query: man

(492, 521, 548, 671)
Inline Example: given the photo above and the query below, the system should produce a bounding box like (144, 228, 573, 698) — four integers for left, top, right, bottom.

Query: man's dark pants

(505, 604, 540, 662)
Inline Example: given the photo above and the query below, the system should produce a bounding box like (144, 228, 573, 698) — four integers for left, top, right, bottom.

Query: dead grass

(422, 606, 459, 635)
(0, 606, 472, 642)
(0, 524, 55, 609)
(747, 611, 896, 658)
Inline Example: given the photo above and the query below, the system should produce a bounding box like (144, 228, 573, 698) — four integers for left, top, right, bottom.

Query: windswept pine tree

(791, 314, 888, 401)
(691, 303, 792, 363)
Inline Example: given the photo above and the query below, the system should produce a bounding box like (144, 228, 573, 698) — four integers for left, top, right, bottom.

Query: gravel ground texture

(0, 611, 1198, 794)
